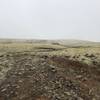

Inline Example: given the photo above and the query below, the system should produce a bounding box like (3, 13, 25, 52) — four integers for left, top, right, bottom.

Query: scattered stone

(0, 54, 100, 100)
(18, 80, 23, 83)
(64, 92, 71, 96)
(1, 88, 7, 92)
(77, 97, 84, 100)
(76, 75, 83, 79)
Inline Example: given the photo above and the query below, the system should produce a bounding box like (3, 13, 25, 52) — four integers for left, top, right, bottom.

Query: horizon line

(0, 37, 100, 43)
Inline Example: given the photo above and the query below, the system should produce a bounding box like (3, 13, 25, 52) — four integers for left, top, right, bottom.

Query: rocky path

(0, 54, 100, 100)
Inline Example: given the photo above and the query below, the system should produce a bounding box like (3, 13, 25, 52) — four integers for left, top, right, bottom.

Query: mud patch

(0, 54, 100, 100)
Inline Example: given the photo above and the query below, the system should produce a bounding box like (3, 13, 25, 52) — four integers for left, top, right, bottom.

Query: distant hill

(52, 39, 100, 47)
(0, 38, 100, 47)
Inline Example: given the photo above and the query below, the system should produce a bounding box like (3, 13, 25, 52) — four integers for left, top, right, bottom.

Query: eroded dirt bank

(0, 53, 100, 100)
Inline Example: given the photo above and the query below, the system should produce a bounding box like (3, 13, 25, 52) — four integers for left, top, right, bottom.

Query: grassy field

(0, 41, 100, 100)
(0, 42, 100, 65)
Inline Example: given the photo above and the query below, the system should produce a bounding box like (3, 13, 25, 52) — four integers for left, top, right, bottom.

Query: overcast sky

(0, 0, 100, 41)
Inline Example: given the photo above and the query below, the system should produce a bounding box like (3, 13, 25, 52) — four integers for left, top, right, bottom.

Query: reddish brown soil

(0, 54, 100, 100)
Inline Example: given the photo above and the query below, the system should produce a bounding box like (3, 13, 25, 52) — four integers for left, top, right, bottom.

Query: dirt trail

(0, 54, 100, 100)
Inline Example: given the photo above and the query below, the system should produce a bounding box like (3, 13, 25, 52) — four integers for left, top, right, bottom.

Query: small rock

(64, 92, 71, 96)
(77, 97, 84, 100)
(18, 80, 23, 83)
(92, 98, 96, 100)
(50, 65, 57, 72)
(1, 88, 7, 92)
(18, 72, 22, 75)
(16, 85, 20, 89)
(76, 75, 82, 79)
(50, 65, 56, 69)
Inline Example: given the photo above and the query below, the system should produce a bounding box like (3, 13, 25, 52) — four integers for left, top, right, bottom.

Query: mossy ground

(0, 43, 100, 100)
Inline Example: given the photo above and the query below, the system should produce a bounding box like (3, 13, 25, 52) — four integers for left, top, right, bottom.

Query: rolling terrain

(0, 39, 100, 100)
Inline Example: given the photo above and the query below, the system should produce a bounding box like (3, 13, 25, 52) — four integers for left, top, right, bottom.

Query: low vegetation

(0, 40, 100, 100)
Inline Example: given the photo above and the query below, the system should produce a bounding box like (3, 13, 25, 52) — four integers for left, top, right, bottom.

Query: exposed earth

(0, 41, 100, 100)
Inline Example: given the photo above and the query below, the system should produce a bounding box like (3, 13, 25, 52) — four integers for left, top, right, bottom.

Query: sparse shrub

(84, 53, 95, 58)
(73, 56, 76, 59)
(92, 61, 97, 65)
(65, 55, 70, 58)
(0, 67, 2, 71)
(52, 42, 60, 45)
(81, 58, 85, 61)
